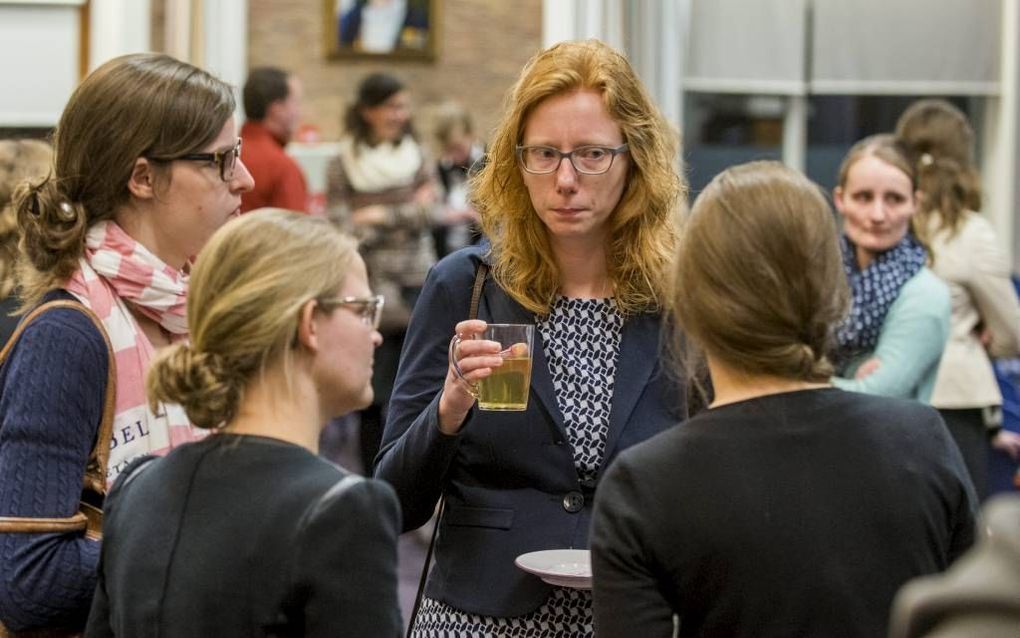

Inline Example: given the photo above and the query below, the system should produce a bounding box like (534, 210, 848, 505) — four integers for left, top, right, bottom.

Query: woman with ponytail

(591, 161, 975, 637)
(0, 53, 252, 633)
(85, 210, 401, 637)
(896, 99, 1020, 498)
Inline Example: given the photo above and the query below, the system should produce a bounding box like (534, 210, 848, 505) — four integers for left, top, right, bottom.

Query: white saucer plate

(514, 549, 592, 589)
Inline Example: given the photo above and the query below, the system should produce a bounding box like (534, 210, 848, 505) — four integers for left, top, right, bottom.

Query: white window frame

(543, 0, 1020, 267)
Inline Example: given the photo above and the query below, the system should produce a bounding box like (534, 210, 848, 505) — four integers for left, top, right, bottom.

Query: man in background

(240, 67, 308, 213)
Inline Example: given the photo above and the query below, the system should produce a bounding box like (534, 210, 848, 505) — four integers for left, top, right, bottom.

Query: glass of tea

(475, 324, 534, 411)
(449, 323, 535, 411)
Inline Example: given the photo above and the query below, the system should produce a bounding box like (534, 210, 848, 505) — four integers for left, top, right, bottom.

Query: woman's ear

(127, 158, 158, 200)
(295, 299, 320, 353)
(832, 186, 845, 214)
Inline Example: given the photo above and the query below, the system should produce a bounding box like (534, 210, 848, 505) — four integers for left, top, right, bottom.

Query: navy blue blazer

(375, 244, 687, 618)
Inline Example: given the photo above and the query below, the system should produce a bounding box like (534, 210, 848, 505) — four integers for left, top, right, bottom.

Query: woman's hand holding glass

(438, 319, 502, 434)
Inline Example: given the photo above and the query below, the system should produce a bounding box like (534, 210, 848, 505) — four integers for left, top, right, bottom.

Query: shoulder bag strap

(0, 300, 117, 534)
(406, 262, 487, 637)
(468, 263, 488, 321)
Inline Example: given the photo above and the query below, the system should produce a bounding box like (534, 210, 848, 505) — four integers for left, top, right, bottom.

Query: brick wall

(247, 0, 543, 146)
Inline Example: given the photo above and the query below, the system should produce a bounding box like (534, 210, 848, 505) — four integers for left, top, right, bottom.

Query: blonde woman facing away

(896, 99, 1020, 498)
(592, 162, 976, 638)
(0, 53, 251, 634)
(85, 210, 402, 637)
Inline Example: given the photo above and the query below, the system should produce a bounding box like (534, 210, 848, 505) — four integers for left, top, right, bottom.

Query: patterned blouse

(413, 297, 623, 638)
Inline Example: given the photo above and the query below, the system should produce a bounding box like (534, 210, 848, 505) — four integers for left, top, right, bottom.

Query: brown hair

(895, 99, 981, 237)
(472, 39, 685, 317)
(343, 72, 415, 147)
(836, 133, 931, 256)
(147, 209, 359, 430)
(243, 66, 291, 121)
(0, 139, 52, 297)
(671, 161, 849, 382)
(13, 53, 235, 309)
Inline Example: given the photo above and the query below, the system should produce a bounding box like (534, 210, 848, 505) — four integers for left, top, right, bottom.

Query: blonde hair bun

(147, 344, 238, 430)
(144, 210, 360, 430)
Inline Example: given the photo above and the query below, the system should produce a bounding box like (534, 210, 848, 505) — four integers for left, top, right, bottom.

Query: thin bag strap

(468, 263, 488, 321)
(0, 300, 117, 525)
(406, 262, 487, 638)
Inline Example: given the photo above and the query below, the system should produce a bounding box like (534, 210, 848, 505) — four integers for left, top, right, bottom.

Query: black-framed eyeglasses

(147, 138, 242, 182)
(515, 143, 629, 175)
(318, 294, 385, 330)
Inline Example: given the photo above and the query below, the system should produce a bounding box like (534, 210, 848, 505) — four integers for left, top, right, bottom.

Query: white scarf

(338, 135, 422, 193)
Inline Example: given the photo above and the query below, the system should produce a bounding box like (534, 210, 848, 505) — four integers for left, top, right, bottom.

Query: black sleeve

(933, 413, 979, 564)
(296, 477, 403, 638)
(82, 568, 112, 638)
(591, 453, 676, 638)
(83, 456, 158, 638)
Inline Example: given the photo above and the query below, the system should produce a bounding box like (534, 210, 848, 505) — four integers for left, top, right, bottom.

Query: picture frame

(324, 0, 438, 61)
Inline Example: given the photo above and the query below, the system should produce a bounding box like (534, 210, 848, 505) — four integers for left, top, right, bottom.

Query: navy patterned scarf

(835, 233, 927, 367)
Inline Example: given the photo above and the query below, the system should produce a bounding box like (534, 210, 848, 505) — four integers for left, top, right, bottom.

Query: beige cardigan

(927, 211, 1020, 409)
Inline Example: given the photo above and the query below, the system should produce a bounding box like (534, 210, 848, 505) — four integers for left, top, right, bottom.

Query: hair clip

(920, 153, 935, 167)
(58, 201, 75, 221)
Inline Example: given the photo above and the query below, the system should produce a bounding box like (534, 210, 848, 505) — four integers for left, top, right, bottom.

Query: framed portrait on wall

(324, 0, 438, 60)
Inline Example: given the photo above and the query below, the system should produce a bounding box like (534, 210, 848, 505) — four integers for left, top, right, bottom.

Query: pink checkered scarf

(65, 220, 205, 483)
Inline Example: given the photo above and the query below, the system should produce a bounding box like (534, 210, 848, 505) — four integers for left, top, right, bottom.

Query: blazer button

(562, 491, 584, 513)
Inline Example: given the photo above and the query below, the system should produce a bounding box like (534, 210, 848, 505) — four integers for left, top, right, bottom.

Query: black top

(85, 434, 402, 637)
(591, 388, 977, 638)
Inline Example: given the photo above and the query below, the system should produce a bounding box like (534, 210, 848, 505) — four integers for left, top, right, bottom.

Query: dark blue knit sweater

(0, 291, 108, 632)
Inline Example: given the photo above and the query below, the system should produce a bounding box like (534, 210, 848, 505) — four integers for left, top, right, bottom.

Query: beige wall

(246, 0, 543, 146)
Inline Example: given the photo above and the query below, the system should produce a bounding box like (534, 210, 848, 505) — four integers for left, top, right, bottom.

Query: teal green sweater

(834, 268, 951, 403)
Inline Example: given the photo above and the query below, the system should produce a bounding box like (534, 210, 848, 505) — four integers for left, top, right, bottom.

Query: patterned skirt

(411, 588, 593, 637)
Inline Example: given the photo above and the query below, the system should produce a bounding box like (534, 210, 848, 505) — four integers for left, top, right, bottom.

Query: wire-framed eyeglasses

(318, 294, 385, 330)
(148, 138, 242, 182)
(515, 143, 629, 175)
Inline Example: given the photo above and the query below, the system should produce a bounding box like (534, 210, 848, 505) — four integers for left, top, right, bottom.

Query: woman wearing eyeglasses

(0, 53, 252, 634)
(376, 40, 687, 636)
(85, 209, 401, 638)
